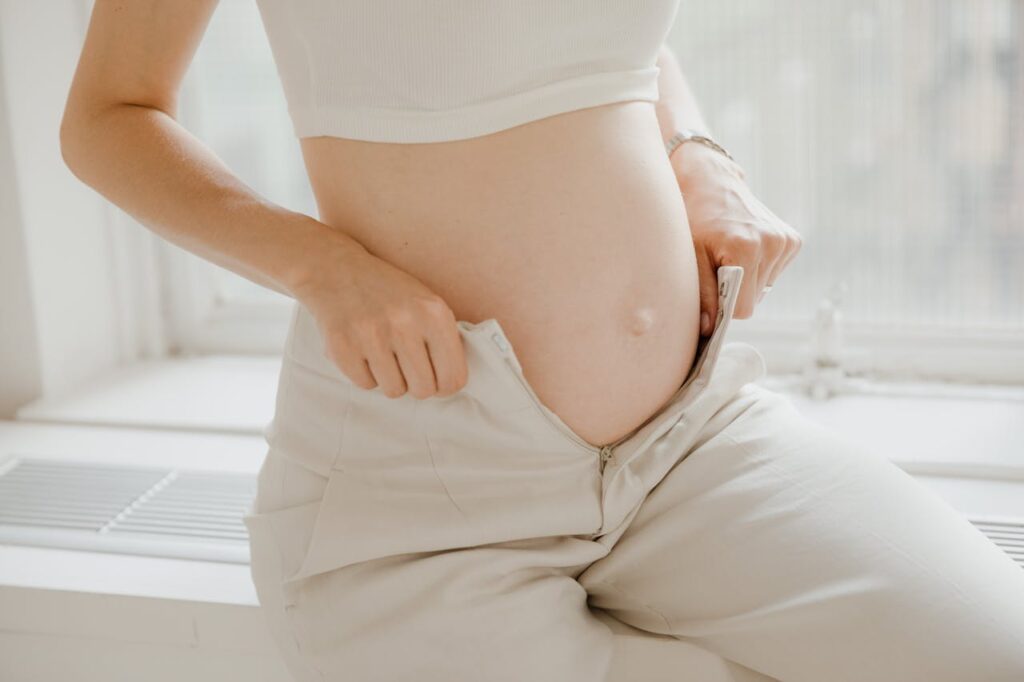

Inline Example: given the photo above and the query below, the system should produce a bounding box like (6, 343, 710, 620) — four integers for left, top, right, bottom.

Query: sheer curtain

(669, 0, 1022, 329)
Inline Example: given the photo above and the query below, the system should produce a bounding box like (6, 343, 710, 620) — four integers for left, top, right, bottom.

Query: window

(165, 0, 315, 354)
(166, 0, 1024, 380)
(668, 0, 1023, 329)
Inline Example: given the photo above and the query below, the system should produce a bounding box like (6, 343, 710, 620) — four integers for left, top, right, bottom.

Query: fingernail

(700, 312, 710, 334)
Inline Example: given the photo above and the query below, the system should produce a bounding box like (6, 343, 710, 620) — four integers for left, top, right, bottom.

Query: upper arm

(62, 0, 220, 127)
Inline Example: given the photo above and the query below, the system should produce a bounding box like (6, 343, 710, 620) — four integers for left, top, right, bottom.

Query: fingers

(370, 328, 467, 400)
(755, 229, 786, 304)
(708, 217, 803, 318)
(423, 321, 469, 397)
(301, 250, 471, 401)
(757, 221, 803, 303)
(392, 336, 437, 400)
(777, 227, 804, 280)
(364, 346, 408, 399)
(324, 338, 378, 391)
(696, 245, 719, 336)
(714, 231, 761, 318)
(736, 258, 761, 319)
(327, 311, 468, 400)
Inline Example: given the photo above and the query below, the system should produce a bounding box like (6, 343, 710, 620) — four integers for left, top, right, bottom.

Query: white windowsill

(14, 355, 284, 436)
(12, 354, 1024, 476)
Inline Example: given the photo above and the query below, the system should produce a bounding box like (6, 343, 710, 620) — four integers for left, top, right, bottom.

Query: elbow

(59, 99, 106, 182)
(60, 99, 160, 181)
(59, 131, 77, 178)
(59, 107, 86, 179)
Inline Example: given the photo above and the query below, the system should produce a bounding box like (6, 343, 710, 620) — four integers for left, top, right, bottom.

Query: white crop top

(252, 1, 681, 143)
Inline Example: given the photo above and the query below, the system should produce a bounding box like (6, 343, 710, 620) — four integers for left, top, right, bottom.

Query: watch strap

(665, 128, 734, 162)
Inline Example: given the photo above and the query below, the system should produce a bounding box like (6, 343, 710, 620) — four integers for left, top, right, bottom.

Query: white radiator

(0, 457, 254, 563)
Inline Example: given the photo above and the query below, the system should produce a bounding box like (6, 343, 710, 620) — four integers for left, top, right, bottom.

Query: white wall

(0, 0, 160, 415)
(0, 50, 42, 417)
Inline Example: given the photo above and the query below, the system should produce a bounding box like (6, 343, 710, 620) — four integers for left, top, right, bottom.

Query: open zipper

(493, 265, 742, 475)
(501, 334, 718, 474)
(501, 356, 630, 473)
(501, 326, 718, 467)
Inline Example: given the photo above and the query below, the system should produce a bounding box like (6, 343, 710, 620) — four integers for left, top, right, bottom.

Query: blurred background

(0, 2, 1021, 680)
(169, 0, 1024, 351)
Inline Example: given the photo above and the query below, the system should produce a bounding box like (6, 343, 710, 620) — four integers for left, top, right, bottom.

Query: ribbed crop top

(252, 1, 681, 143)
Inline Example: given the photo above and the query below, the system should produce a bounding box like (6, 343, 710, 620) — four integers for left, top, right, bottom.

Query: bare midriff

(299, 100, 701, 447)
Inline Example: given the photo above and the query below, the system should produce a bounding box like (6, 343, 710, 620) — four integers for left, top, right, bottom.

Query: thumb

(695, 248, 718, 337)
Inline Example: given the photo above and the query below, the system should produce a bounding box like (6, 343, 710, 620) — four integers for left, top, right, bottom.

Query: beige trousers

(244, 266, 1024, 682)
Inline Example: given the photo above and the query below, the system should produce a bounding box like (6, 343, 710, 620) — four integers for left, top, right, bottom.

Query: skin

(60, 0, 801, 447)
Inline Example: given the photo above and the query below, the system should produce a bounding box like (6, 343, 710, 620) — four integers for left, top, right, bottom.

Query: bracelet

(665, 128, 734, 162)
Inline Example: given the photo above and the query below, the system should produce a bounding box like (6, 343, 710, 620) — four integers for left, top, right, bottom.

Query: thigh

(252, 521, 614, 682)
(578, 385, 1024, 682)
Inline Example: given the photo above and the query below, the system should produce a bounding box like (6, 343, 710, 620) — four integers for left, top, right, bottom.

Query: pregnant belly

(299, 101, 702, 446)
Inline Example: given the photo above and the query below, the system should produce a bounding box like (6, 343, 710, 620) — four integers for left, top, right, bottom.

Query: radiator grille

(969, 518, 1024, 567)
(0, 456, 1022, 569)
(0, 457, 255, 563)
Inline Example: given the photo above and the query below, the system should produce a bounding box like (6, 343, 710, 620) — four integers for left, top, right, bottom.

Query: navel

(627, 307, 657, 336)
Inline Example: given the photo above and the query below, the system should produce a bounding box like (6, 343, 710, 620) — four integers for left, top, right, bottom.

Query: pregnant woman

(61, 2, 1024, 681)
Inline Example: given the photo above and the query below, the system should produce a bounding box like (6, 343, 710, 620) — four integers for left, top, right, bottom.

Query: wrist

(669, 139, 747, 192)
(282, 214, 370, 301)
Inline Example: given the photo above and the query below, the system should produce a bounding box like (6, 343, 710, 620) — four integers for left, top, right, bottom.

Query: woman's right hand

(292, 243, 469, 400)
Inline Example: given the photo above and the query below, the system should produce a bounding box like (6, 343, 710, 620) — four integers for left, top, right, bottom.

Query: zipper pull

(599, 445, 614, 465)
(490, 331, 510, 353)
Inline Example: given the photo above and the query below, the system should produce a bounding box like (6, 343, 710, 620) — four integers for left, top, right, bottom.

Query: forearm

(59, 102, 367, 299)
(654, 44, 712, 143)
(654, 45, 745, 189)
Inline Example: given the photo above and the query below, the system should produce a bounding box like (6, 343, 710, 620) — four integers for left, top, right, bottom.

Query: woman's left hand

(671, 143, 804, 336)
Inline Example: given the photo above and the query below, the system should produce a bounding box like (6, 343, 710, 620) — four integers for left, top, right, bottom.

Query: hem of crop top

(288, 66, 661, 144)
